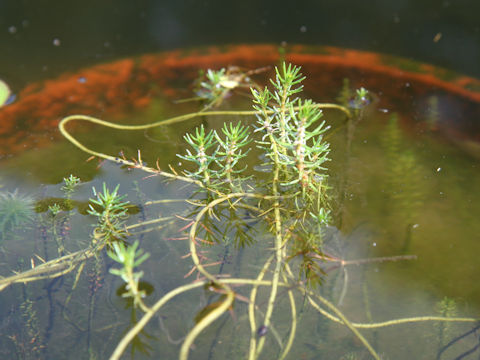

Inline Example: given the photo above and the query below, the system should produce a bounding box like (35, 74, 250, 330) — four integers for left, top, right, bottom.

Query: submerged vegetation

(0, 63, 478, 359)
(0, 189, 35, 242)
(382, 114, 425, 252)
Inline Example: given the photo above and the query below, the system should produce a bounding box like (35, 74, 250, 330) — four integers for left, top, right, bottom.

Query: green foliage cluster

(177, 121, 251, 188)
(382, 114, 425, 250)
(87, 183, 130, 245)
(2, 61, 476, 360)
(0, 190, 35, 241)
(177, 64, 333, 288)
(252, 64, 330, 196)
(196, 68, 230, 108)
(61, 174, 81, 196)
(108, 240, 150, 310)
(182, 64, 331, 203)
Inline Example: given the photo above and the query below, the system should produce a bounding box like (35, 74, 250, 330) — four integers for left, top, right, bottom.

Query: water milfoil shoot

(196, 68, 230, 108)
(283, 100, 330, 192)
(178, 122, 251, 191)
(61, 174, 81, 197)
(213, 121, 251, 187)
(195, 66, 268, 109)
(108, 240, 150, 311)
(252, 64, 331, 205)
(177, 125, 217, 186)
(88, 183, 130, 246)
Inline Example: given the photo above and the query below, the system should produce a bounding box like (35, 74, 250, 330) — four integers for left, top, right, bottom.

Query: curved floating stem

(58, 103, 350, 176)
(248, 255, 274, 360)
(109, 278, 289, 360)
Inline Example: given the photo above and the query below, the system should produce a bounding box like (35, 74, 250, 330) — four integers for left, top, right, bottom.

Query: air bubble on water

(300, 26, 307, 33)
(53, 38, 61, 46)
(8, 26, 17, 34)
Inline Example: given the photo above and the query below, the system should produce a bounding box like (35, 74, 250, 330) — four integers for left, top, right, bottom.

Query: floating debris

(257, 325, 268, 337)
(433, 32, 442, 43)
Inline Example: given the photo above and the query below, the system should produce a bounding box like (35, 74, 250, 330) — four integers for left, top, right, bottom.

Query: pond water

(0, 43, 480, 360)
(1, 2, 480, 358)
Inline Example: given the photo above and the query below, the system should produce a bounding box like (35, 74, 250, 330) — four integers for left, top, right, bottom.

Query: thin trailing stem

(255, 133, 283, 357)
(184, 191, 288, 360)
(248, 255, 274, 360)
(307, 295, 381, 360)
(58, 103, 350, 184)
(110, 278, 290, 360)
(278, 271, 297, 360)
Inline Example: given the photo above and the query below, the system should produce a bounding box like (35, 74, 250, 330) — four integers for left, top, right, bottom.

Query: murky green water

(1, 62, 480, 360)
(1, 1, 480, 357)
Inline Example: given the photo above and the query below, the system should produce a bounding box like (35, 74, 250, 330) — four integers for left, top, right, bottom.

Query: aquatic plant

(61, 174, 81, 197)
(0, 189, 35, 241)
(6, 297, 44, 359)
(48, 203, 62, 217)
(435, 297, 458, 348)
(0, 62, 478, 360)
(88, 183, 130, 246)
(382, 114, 425, 251)
(101, 64, 477, 360)
(108, 240, 150, 311)
(194, 66, 268, 109)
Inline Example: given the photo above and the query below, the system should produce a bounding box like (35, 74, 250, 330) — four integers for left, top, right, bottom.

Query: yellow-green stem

(248, 255, 274, 360)
(255, 122, 284, 358)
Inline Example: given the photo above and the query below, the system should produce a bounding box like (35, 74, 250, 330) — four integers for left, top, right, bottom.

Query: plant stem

(248, 255, 274, 360)
(255, 116, 284, 358)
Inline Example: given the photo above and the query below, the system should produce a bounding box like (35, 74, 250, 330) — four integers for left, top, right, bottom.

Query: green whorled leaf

(0, 79, 11, 107)
(133, 252, 150, 267)
(109, 268, 123, 276)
